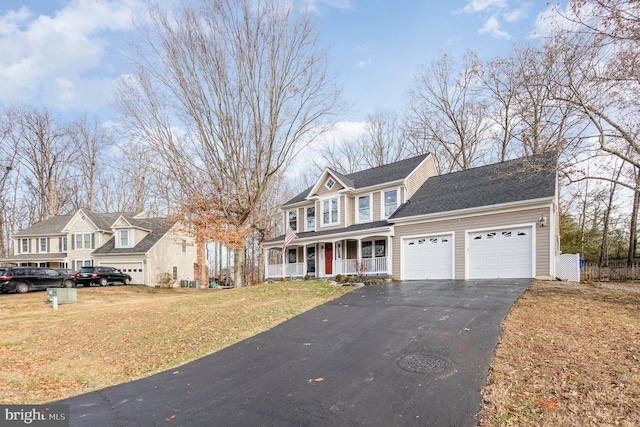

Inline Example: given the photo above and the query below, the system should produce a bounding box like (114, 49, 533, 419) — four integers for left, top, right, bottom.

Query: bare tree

(405, 53, 490, 173)
(115, 0, 340, 287)
(67, 114, 113, 211)
(8, 106, 78, 221)
(359, 110, 408, 168)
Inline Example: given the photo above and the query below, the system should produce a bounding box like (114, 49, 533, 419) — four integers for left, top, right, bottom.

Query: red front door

(325, 243, 333, 275)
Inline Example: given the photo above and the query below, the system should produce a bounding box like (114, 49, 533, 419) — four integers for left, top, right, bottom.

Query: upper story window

(358, 195, 371, 222)
(182, 239, 187, 253)
(325, 178, 335, 190)
(19, 238, 30, 253)
(306, 206, 315, 231)
(60, 236, 67, 252)
(116, 230, 133, 248)
(74, 232, 95, 250)
(288, 210, 298, 231)
(322, 197, 339, 225)
(384, 189, 398, 218)
(38, 237, 49, 253)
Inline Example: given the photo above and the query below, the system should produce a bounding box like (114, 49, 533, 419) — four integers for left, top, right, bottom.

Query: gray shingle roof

(92, 218, 175, 255)
(13, 215, 73, 237)
(265, 220, 391, 245)
(391, 152, 557, 219)
(283, 153, 430, 206)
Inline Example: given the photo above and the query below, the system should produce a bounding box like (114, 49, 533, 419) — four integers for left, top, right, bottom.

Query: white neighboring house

(4, 209, 198, 286)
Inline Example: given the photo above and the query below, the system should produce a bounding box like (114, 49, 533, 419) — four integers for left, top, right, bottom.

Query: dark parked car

(77, 266, 132, 286)
(54, 268, 79, 280)
(0, 267, 75, 293)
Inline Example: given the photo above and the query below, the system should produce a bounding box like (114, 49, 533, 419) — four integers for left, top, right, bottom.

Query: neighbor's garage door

(108, 262, 144, 284)
(403, 234, 453, 280)
(468, 226, 533, 279)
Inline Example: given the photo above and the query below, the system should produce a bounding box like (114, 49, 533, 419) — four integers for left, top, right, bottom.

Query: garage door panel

(404, 234, 453, 280)
(469, 226, 533, 279)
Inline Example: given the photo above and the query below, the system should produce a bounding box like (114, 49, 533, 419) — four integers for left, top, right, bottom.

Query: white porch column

(387, 235, 392, 277)
(263, 248, 269, 280)
(303, 244, 307, 275)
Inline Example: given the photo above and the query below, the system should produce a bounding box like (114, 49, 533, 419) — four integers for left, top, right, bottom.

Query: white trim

(381, 187, 400, 219)
(464, 222, 536, 280)
(356, 192, 373, 223)
(400, 231, 455, 281)
(286, 209, 299, 233)
(319, 195, 340, 227)
(304, 204, 316, 232)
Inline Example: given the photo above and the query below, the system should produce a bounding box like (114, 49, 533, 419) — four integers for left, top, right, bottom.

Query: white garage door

(403, 234, 453, 280)
(108, 262, 144, 284)
(468, 226, 533, 279)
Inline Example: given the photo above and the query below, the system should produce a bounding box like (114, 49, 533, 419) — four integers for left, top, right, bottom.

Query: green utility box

(46, 288, 77, 304)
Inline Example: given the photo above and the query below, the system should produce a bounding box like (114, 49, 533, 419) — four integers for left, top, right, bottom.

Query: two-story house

(263, 152, 559, 281)
(3, 209, 198, 286)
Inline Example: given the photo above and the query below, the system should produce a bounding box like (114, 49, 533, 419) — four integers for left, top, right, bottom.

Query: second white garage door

(108, 262, 144, 285)
(403, 234, 453, 280)
(468, 226, 533, 279)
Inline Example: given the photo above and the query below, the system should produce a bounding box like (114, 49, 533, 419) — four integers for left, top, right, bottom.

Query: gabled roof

(265, 220, 391, 245)
(92, 218, 175, 255)
(391, 152, 557, 220)
(13, 215, 74, 237)
(284, 153, 431, 206)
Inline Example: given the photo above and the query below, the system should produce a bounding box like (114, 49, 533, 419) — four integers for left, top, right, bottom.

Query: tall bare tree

(405, 53, 490, 173)
(8, 106, 78, 221)
(360, 110, 408, 168)
(115, 0, 340, 286)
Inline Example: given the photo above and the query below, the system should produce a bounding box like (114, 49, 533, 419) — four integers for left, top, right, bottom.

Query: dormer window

(116, 230, 134, 248)
(325, 178, 335, 190)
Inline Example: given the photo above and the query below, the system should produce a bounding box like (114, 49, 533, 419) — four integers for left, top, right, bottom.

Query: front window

(39, 238, 48, 253)
(307, 247, 316, 273)
(117, 230, 130, 248)
(61, 236, 67, 252)
(358, 195, 371, 222)
(20, 239, 29, 253)
(375, 239, 386, 257)
(306, 206, 315, 231)
(384, 190, 398, 217)
(172, 266, 178, 280)
(362, 241, 372, 258)
(74, 232, 94, 250)
(322, 197, 339, 225)
(74, 259, 92, 270)
(288, 248, 297, 263)
(288, 210, 298, 231)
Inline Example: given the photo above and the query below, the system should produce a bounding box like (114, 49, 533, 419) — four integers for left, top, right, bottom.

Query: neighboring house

(263, 152, 559, 281)
(3, 209, 198, 286)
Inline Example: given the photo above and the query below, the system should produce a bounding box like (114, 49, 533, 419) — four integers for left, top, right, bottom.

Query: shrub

(304, 274, 310, 280)
(156, 272, 173, 288)
(279, 277, 285, 282)
(335, 274, 343, 282)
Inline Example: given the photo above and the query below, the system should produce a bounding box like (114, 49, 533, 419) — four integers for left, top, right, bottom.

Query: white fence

(556, 253, 581, 282)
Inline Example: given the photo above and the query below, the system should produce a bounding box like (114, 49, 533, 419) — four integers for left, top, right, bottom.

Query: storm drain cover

(398, 353, 449, 374)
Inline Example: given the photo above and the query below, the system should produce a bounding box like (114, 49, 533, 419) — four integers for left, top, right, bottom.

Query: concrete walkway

(58, 279, 532, 426)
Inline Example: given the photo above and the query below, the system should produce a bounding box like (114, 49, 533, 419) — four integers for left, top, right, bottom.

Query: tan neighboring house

(263, 152, 559, 281)
(3, 209, 198, 286)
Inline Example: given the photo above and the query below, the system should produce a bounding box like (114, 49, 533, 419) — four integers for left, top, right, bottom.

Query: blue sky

(0, 0, 564, 125)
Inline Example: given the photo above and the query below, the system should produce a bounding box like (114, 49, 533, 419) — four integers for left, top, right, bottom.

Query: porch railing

(266, 262, 305, 279)
(334, 256, 388, 276)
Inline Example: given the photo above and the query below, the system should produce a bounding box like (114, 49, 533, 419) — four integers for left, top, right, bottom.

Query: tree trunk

(234, 246, 246, 287)
(628, 184, 640, 266)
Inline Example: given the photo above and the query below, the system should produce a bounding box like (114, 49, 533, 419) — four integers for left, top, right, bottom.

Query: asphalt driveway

(58, 279, 532, 426)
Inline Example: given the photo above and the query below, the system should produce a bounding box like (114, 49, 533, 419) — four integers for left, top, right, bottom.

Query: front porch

(264, 235, 392, 280)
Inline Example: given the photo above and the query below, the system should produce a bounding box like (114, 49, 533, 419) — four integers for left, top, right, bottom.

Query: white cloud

(461, 0, 507, 14)
(503, 2, 531, 22)
(531, 3, 581, 38)
(479, 15, 512, 39)
(303, 0, 351, 15)
(0, 0, 143, 111)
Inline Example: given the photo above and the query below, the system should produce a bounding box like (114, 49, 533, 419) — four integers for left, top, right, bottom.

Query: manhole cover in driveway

(398, 353, 449, 373)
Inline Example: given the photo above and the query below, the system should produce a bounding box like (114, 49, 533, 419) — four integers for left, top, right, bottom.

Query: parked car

(0, 267, 75, 293)
(77, 266, 132, 286)
(54, 268, 79, 280)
